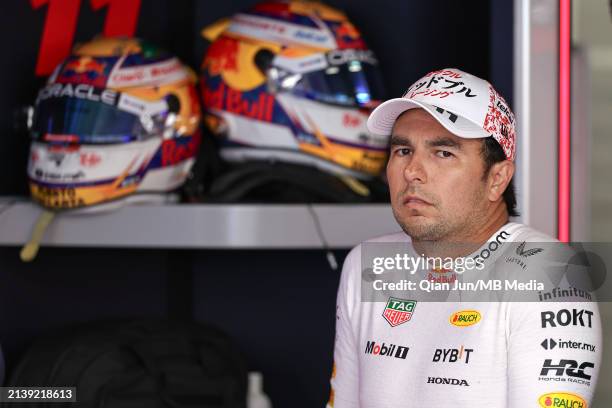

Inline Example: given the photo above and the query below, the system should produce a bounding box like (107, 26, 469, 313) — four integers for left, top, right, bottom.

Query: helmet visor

(271, 50, 385, 107)
(31, 87, 169, 144)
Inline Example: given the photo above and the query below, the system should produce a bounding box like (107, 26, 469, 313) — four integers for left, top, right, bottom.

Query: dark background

(0, 1, 513, 406)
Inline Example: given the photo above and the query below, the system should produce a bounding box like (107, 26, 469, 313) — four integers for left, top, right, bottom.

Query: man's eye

(436, 150, 453, 158)
(394, 148, 411, 156)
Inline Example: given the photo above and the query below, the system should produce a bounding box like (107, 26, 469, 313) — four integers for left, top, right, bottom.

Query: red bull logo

(335, 22, 359, 39)
(161, 131, 201, 167)
(64, 57, 106, 75)
(59, 57, 109, 87)
(428, 267, 457, 284)
(204, 36, 240, 75)
(334, 21, 365, 50)
(202, 82, 275, 122)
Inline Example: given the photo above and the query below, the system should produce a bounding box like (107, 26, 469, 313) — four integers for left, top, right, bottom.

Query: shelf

(0, 198, 399, 249)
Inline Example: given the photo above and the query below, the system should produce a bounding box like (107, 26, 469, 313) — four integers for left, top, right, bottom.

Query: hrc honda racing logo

(539, 359, 594, 387)
(364, 340, 409, 360)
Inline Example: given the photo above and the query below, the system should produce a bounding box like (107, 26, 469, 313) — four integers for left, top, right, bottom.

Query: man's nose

(403, 151, 426, 184)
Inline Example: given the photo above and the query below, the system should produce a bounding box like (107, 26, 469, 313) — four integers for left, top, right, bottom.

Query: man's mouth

(403, 195, 432, 206)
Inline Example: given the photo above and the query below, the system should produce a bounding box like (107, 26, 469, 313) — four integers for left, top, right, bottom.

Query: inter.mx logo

(539, 359, 594, 387)
(541, 309, 593, 328)
(541, 338, 596, 352)
(432, 346, 473, 364)
(364, 340, 409, 360)
(382, 297, 416, 327)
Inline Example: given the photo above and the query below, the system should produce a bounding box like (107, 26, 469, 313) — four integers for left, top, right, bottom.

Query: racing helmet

(27, 36, 201, 211)
(200, 0, 388, 181)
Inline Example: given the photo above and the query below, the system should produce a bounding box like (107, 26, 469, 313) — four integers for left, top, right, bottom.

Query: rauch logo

(538, 392, 586, 408)
(449, 310, 481, 327)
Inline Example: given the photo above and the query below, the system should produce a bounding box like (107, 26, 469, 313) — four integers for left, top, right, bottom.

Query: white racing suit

(327, 222, 602, 408)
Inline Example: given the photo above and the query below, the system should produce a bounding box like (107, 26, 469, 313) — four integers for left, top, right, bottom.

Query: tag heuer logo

(382, 297, 417, 327)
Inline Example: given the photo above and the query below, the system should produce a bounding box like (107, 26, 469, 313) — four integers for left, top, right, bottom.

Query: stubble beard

(392, 205, 450, 242)
(392, 187, 488, 243)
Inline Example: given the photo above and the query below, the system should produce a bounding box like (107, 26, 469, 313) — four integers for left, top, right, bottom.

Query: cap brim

(366, 98, 490, 139)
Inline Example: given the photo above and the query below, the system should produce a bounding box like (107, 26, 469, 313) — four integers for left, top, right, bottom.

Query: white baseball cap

(367, 68, 516, 161)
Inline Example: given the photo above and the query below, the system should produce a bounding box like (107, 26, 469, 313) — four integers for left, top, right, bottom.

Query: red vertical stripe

(90, 0, 141, 37)
(31, 0, 81, 76)
(558, 0, 571, 242)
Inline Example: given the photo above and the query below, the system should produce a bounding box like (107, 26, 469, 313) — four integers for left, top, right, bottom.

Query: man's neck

(412, 206, 510, 259)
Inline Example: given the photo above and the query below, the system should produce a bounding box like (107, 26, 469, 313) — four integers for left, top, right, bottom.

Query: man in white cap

(326, 68, 602, 407)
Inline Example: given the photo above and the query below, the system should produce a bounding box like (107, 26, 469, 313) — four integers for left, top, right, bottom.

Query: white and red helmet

(200, 0, 389, 180)
(28, 36, 201, 211)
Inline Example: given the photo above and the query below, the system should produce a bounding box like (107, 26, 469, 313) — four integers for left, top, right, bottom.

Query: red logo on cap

(483, 86, 515, 161)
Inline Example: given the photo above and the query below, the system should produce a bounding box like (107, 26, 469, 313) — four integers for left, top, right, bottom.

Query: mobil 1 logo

(364, 340, 409, 360)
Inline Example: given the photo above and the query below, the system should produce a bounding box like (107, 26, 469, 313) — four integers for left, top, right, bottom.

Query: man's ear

(487, 160, 515, 202)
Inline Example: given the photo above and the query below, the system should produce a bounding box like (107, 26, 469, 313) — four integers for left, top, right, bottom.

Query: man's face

(386, 108, 490, 241)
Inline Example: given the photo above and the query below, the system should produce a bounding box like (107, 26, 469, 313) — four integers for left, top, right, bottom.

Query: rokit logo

(364, 341, 409, 360)
(541, 309, 593, 328)
(539, 359, 594, 386)
(432, 346, 473, 364)
(426, 377, 469, 387)
(541, 338, 596, 352)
